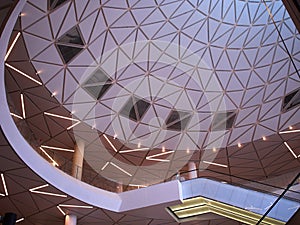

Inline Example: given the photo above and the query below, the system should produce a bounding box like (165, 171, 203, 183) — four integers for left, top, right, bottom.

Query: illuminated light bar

(146, 150, 174, 162)
(29, 184, 67, 198)
(283, 142, 298, 159)
(5, 63, 42, 85)
(10, 112, 23, 119)
(146, 158, 170, 162)
(16, 218, 24, 223)
(67, 121, 81, 130)
(101, 162, 109, 170)
(202, 161, 228, 168)
(20, 94, 26, 119)
(103, 134, 118, 152)
(44, 112, 79, 122)
(110, 162, 132, 176)
(128, 184, 147, 188)
(5, 32, 21, 61)
(119, 148, 150, 153)
(39, 147, 59, 166)
(56, 206, 66, 216)
(0, 193, 5, 197)
(279, 129, 300, 134)
(58, 204, 93, 209)
(1, 173, 8, 196)
(40, 145, 74, 153)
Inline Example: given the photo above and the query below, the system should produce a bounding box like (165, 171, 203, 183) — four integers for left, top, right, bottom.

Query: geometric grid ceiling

(5, 0, 300, 186)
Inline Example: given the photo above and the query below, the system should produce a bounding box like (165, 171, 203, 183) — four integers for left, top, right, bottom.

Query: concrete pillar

(72, 139, 85, 180)
(188, 162, 197, 179)
(65, 214, 77, 225)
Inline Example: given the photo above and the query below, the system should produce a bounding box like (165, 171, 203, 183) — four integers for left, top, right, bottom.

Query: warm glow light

(202, 161, 228, 168)
(279, 129, 300, 134)
(39, 147, 59, 166)
(40, 145, 74, 152)
(5, 63, 42, 85)
(10, 112, 23, 119)
(58, 204, 93, 209)
(146, 158, 170, 162)
(212, 147, 217, 152)
(110, 162, 132, 176)
(1, 174, 8, 196)
(162, 146, 166, 152)
(44, 112, 79, 122)
(289, 126, 293, 130)
(20, 94, 26, 119)
(103, 134, 118, 152)
(101, 162, 109, 170)
(237, 143, 242, 148)
(283, 142, 298, 159)
(67, 121, 81, 130)
(119, 148, 149, 153)
(56, 206, 66, 216)
(5, 32, 21, 61)
(128, 184, 147, 188)
(113, 134, 118, 139)
(16, 218, 24, 223)
(29, 184, 67, 198)
(262, 136, 267, 141)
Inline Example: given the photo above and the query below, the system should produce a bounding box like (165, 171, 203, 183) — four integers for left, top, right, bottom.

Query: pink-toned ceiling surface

(1, 0, 300, 224)
(5, 0, 300, 187)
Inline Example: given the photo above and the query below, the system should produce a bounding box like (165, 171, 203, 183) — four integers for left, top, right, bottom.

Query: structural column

(187, 162, 197, 180)
(72, 139, 85, 180)
(64, 214, 77, 225)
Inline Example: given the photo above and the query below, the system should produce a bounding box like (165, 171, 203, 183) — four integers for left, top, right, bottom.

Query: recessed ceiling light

(110, 162, 132, 176)
(20, 93, 25, 119)
(40, 145, 74, 152)
(1, 174, 8, 196)
(10, 112, 23, 120)
(5, 32, 21, 61)
(39, 147, 59, 166)
(283, 142, 298, 159)
(146, 150, 174, 162)
(44, 112, 79, 122)
(58, 204, 93, 209)
(238, 143, 242, 148)
(16, 218, 24, 223)
(162, 146, 166, 152)
(5, 63, 42, 85)
(119, 148, 149, 153)
(279, 129, 300, 134)
(262, 136, 267, 141)
(103, 134, 118, 152)
(202, 161, 228, 168)
(289, 126, 293, 130)
(29, 184, 67, 198)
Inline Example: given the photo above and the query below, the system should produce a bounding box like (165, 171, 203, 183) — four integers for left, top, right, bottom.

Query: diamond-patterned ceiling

(5, 0, 300, 186)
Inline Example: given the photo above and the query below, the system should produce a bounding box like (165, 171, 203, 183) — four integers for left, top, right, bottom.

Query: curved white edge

(118, 180, 183, 212)
(0, 0, 184, 213)
(0, 0, 121, 212)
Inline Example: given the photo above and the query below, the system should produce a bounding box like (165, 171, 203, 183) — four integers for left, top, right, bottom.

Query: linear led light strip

(39, 147, 59, 166)
(283, 142, 299, 159)
(202, 160, 228, 168)
(146, 150, 175, 162)
(20, 94, 26, 119)
(0, 173, 8, 196)
(5, 63, 42, 85)
(103, 134, 118, 152)
(119, 147, 150, 153)
(40, 145, 74, 152)
(16, 218, 24, 223)
(10, 112, 23, 119)
(279, 129, 300, 134)
(4, 32, 21, 61)
(101, 162, 132, 176)
(57, 204, 93, 216)
(29, 184, 67, 198)
(44, 112, 81, 130)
